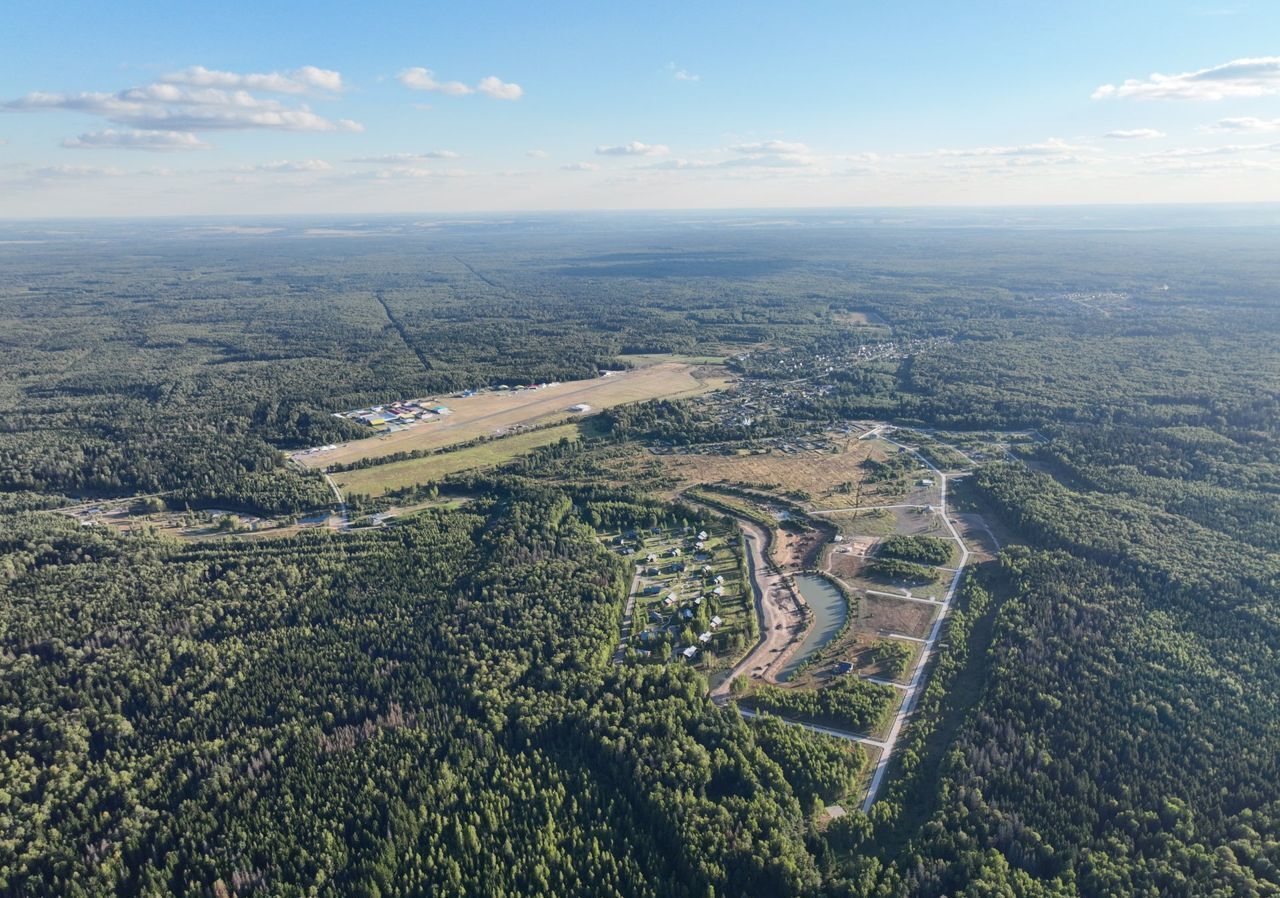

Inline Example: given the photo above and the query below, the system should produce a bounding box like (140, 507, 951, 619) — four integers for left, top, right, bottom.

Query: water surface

(778, 574, 849, 682)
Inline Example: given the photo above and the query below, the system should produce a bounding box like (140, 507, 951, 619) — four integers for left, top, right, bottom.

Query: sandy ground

(298, 362, 728, 468)
(710, 521, 807, 699)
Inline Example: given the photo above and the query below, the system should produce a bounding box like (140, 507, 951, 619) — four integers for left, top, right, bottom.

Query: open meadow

(657, 437, 902, 510)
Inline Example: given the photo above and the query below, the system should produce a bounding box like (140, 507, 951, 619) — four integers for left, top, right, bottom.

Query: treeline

(864, 557, 935, 586)
(877, 535, 953, 566)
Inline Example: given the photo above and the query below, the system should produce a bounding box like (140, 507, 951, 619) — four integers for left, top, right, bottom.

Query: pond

(777, 573, 849, 682)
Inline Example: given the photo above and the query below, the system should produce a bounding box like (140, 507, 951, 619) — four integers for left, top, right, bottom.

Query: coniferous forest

(1, 210, 1277, 897)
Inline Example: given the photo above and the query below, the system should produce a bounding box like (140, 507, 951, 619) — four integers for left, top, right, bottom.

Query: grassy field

(833, 309, 889, 327)
(659, 438, 898, 510)
(335, 423, 582, 496)
(616, 351, 730, 366)
(300, 361, 730, 468)
(823, 506, 949, 539)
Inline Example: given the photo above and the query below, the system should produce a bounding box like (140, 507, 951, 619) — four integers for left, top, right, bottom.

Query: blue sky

(2, 0, 1280, 215)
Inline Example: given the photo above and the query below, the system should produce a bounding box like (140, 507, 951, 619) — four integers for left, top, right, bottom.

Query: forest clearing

(297, 360, 731, 468)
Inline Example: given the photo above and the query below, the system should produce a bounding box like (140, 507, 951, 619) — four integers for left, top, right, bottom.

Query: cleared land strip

(374, 291, 434, 376)
(300, 361, 728, 468)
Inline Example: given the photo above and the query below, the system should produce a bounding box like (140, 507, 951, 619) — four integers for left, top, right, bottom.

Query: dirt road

(710, 520, 807, 701)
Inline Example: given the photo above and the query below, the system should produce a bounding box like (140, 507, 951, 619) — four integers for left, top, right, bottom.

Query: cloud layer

(596, 141, 669, 156)
(161, 65, 343, 94)
(61, 129, 211, 151)
(347, 151, 460, 163)
(1093, 56, 1280, 100)
(1104, 128, 1165, 139)
(1209, 116, 1280, 133)
(4, 67, 362, 139)
(397, 68, 523, 100)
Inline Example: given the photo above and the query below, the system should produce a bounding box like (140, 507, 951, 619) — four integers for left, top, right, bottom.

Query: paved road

(859, 434, 972, 812)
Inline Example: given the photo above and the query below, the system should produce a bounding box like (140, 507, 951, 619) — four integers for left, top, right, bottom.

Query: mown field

(335, 423, 584, 496)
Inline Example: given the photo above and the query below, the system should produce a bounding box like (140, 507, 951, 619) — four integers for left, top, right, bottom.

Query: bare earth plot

(300, 361, 730, 468)
(856, 593, 937, 641)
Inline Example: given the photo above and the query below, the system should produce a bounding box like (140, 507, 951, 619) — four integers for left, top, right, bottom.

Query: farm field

(300, 361, 730, 468)
(334, 423, 583, 497)
(658, 437, 901, 510)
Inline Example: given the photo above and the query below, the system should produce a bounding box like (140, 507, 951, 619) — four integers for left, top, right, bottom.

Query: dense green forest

(1, 212, 1278, 896)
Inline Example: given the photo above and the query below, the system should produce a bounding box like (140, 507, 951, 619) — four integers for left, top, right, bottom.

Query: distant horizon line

(3, 199, 1280, 223)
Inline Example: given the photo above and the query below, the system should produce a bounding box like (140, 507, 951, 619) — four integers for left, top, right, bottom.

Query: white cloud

(631, 139, 838, 174)
(731, 139, 810, 156)
(397, 68, 523, 100)
(526, 149, 549, 158)
(561, 161, 599, 171)
(4, 77, 362, 133)
(666, 62, 699, 82)
(346, 151, 459, 163)
(31, 164, 126, 178)
(349, 166, 471, 181)
(930, 137, 1080, 157)
(397, 68, 473, 96)
(1103, 128, 1165, 139)
(161, 65, 343, 94)
(1145, 156, 1280, 176)
(1208, 116, 1280, 133)
(595, 141, 669, 156)
(1093, 56, 1280, 100)
(718, 154, 815, 169)
(61, 128, 210, 151)
(244, 159, 333, 172)
(721, 139, 818, 170)
(1141, 143, 1277, 160)
(477, 76, 523, 100)
(642, 158, 717, 170)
